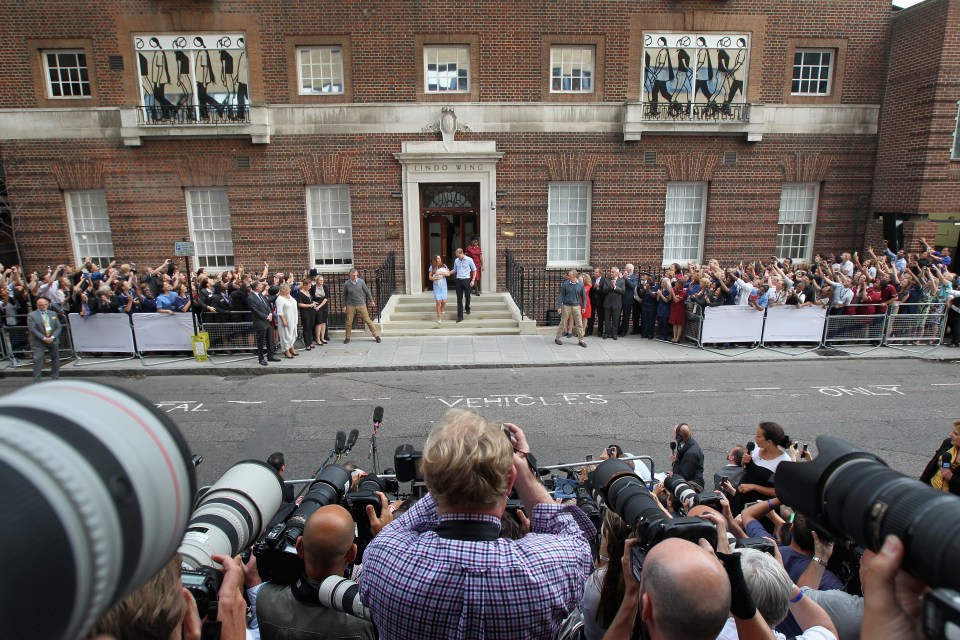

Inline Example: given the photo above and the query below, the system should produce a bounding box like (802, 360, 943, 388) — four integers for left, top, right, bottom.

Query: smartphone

(802, 443, 809, 454)
(585, 454, 594, 462)
(720, 475, 729, 485)
(606, 447, 614, 457)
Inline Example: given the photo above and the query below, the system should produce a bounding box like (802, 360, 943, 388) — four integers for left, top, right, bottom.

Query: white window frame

(65, 190, 114, 267)
(306, 185, 354, 271)
(550, 45, 595, 94)
(663, 183, 707, 267)
(297, 46, 345, 95)
(43, 49, 91, 99)
(776, 183, 820, 263)
(186, 189, 235, 271)
(791, 49, 833, 96)
(423, 45, 470, 94)
(953, 101, 960, 161)
(547, 182, 591, 268)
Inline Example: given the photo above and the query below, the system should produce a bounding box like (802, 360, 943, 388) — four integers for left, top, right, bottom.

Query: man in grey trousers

(27, 297, 61, 383)
(342, 268, 381, 343)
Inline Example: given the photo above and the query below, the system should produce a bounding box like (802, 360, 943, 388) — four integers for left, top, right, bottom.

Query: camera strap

(290, 577, 322, 606)
(435, 519, 501, 541)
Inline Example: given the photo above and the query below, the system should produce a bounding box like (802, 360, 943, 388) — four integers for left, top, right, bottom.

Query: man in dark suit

(599, 267, 624, 340)
(28, 297, 61, 383)
(587, 267, 604, 337)
(247, 280, 280, 366)
(619, 263, 638, 336)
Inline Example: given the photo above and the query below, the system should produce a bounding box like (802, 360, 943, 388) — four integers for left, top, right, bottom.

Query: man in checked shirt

(360, 409, 595, 639)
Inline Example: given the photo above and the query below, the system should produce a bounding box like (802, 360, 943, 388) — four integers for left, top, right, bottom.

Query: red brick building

(0, 0, 956, 295)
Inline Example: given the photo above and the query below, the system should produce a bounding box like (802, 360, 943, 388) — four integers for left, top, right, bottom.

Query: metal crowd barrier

(885, 306, 948, 355)
(2, 314, 75, 368)
(822, 304, 888, 355)
(200, 311, 259, 364)
(673, 303, 950, 357)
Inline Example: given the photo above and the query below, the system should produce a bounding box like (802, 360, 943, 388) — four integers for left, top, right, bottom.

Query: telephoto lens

(318, 576, 372, 620)
(0, 381, 197, 640)
(776, 435, 960, 591)
(179, 460, 284, 571)
(663, 475, 697, 511)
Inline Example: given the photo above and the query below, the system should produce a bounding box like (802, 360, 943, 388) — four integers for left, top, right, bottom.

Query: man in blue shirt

(452, 248, 477, 323)
(554, 269, 587, 347)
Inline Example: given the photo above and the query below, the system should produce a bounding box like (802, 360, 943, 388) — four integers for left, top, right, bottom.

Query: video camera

(394, 444, 428, 498)
(776, 435, 960, 637)
(592, 459, 717, 581)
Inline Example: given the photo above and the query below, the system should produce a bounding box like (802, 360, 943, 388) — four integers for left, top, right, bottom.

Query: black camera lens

(776, 435, 960, 591)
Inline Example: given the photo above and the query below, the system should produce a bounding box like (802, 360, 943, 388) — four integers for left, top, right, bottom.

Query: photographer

(361, 410, 595, 640)
(83, 553, 247, 640)
(579, 510, 632, 640)
(919, 420, 960, 495)
(248, 505, 377, 640)
(671, 423, 705, 487)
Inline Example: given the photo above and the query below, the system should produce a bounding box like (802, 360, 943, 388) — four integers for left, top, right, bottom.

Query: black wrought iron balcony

(641, 101, 749, 122)
(134, 104, 251, 125)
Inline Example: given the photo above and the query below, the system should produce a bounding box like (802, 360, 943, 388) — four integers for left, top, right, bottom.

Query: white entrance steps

(380, 292, 526, 336)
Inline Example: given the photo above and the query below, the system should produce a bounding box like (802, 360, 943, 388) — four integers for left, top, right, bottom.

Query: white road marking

(228, 400, 264, 404)
(620, 391, 655, 394)
(745, 387, 781, 391)
(290, 399, 326, 403)
(683, 389, 716, 393)
(932, 383, 960, 386)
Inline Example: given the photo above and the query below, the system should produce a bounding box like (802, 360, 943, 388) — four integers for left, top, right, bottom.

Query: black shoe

(579, 341, 587, 348)
(555, 338, 563, 345)
(344, 338, 350, 344)
(259, 359, 268, 366)
(612, 335, 618, 340)
(456, 318, 463, 323)
(603, 335, 608, 340)
(375, 336, 381, 343)
(267, 356, 281, 362)
(466, 309, 471, 315)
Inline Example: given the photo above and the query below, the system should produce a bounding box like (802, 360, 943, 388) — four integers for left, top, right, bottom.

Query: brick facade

(0, 0, 956, 293)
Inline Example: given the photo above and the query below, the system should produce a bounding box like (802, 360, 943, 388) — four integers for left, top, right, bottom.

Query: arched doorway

(419, 183, 479, 291)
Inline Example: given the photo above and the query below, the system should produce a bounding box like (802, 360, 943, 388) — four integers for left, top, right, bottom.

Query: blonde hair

(279, 282, 291, 294)
(84, 554, 184, 640)
(422, 409, 513, 510)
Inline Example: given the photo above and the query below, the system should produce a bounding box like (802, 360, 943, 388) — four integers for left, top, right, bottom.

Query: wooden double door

(420, 183, 479, 291)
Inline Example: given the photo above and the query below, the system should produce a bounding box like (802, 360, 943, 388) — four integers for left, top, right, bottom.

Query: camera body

(694, 491, 723, 512)
(181, 566, 222, 617)
(394, 444, 423, 482)
(736, 537, 776, 556)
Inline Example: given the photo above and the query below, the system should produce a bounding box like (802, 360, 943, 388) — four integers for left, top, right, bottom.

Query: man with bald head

(604, 538, 732, 640)
(671, 422, 705, 487)
(251, 504, 376, 640)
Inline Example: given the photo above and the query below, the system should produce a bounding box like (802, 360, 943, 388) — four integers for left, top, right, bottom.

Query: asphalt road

(6, 359, 956, 490)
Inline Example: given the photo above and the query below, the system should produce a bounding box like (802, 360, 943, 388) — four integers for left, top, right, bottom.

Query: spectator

(248, 505, 378, 640)
(267, 452, 295, 504)
(671, 423, 705, 487)
(714, 444, 746, 492)
(619, 263, 637, 337)
(599, 266, 624, 340)
(716, 548, 840, 640)
(919, 419, 960, 494)
(313, 275, 330, 345)
(587, 267, 604, 337)
(361, 410, 595, 640)
(655, 277, 672, 341)
(28, 297, 61, 383)
(275, 282, 298, 359)
(736, 421, 792, 510)
(638, 273, 659, 340)
(668, 278, 688, 343)
(248, 280, 280, 366)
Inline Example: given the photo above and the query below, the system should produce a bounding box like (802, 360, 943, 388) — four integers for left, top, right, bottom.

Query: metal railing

(2, 314, 74, 367)
(373, 252, 398, 321)
(822, 305, 888, 355)
(135, 104, 251, 125)
(505, 251, 662, 325)
(641, 101, 749, 122)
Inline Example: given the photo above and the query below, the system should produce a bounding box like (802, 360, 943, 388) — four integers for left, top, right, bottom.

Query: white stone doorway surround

(394, 141, 504, 295)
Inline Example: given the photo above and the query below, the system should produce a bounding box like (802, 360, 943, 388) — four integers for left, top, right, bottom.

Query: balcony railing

(641, 101, 749, 122)
(135, 105, 251, 125)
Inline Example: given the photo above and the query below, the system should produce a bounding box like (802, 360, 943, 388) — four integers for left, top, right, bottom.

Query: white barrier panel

(132, 313, 195, 352)
(701, 306, 765, 343)
(68, 313, 136, 353)
(762, 306, 827, 343)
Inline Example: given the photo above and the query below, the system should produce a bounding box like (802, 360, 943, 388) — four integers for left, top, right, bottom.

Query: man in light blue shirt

(452, 248, 476, 323)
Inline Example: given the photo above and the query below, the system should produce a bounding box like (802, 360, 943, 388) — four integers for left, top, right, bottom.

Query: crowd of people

(555, 239, 959, 348)
(79, 409, 960, 640)
(1, 257, 383, 373)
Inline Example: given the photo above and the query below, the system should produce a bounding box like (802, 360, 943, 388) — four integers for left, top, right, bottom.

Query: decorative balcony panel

(640, 101, 749, 122)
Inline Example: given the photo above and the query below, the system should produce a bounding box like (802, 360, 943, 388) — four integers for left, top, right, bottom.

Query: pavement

(7, 327, 960, 377)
